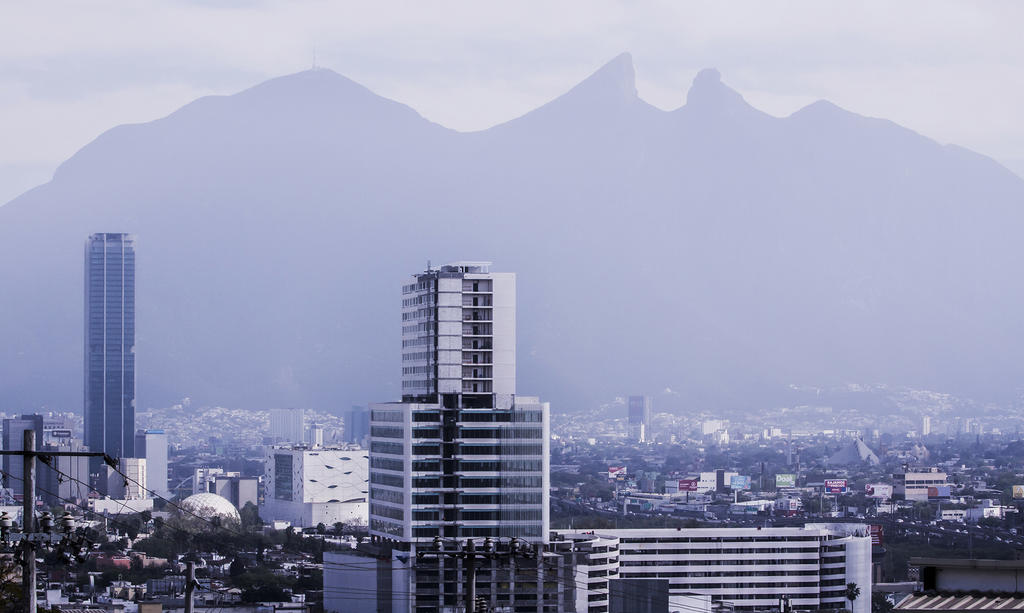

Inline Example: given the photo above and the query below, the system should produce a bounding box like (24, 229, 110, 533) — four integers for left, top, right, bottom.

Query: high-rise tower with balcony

(84, 233, 136, 472)
(369, 262, 555, 611)
(400, 261, 516, 409)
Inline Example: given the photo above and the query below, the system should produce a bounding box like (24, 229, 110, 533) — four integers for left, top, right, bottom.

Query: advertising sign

(775, 474, 796, 488)
(1013, 485, 1024, 499)
(928, 485, 951, 499)
(869, 525, 883, 546)
(678, 479, 699, 492)
(730, 475, 751, 490)
(824, 479, 848, 494)
(865, 484, 893, 499)
(608, 466, 627, 479)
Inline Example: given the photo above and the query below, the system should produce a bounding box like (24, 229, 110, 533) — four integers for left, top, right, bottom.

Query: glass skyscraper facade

(84, 233, 136, 463)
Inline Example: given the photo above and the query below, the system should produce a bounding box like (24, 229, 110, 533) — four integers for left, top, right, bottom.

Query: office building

(39, 437, 91, 506)
(193, 467, 225, 495)
(105, 457, 147, 500)
(305, 424, 324, 448)
(627, 395, 652, 442)
(369, 262, 554, 611)
(894, 468, 948, 501)
(85, 233, 136, 482)
(325, 542, 577, 613)
(269, 408, 305, 444)
(211, 474, 259, 511)
(555, 524, 872, 613)
(262, 445, 368, 528)
(1, 414, 44, 499)
(342, 405, 370, 445)
(135, 429, 169, 498)
(921, 415, 932, 437)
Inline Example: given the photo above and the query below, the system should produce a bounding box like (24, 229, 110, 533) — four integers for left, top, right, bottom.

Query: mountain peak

(564, 52, 638, 104)
(684, 67, 752, 115)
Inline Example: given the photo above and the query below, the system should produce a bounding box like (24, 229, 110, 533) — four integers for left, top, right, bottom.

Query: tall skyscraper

(84, 233, 136, 467)
(922, 415, 932, 437)
(627, 395, 652, 442)
(269, 408, 305, 444)
(342, 405, 370, 445)
(368, 262, 552, 611)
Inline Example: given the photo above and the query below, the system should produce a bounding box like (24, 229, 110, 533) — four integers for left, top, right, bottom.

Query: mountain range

(2, 52, 1023, 414)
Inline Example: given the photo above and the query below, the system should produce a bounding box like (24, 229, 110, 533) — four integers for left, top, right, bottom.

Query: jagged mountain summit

(2, 55, 1023, 413)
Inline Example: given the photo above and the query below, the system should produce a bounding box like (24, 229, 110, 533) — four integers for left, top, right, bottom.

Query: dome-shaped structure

(180, 493, 241, 525)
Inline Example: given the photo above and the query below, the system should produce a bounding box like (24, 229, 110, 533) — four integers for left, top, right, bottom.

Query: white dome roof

(180, 493, 241, 524)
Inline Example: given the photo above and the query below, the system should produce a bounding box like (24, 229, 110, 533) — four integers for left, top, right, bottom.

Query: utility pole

(185, 561, 196, 613)
(23, 430, 36, 613)
(0, 430, 113, 613)
(416, 537, 537, 613)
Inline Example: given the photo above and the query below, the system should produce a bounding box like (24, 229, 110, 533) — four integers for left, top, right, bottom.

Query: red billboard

(869, 525, 883, 546)
(678, 479, 699, 492)
(824, 479, 848, 493)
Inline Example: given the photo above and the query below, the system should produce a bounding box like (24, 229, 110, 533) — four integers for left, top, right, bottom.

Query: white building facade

(263, 445, 369, 528)
(135, 429, 169, 498)
(555, 524, 872, 613)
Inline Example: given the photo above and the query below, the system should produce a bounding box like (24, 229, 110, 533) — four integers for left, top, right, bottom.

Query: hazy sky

(2, 1, 1022, 205)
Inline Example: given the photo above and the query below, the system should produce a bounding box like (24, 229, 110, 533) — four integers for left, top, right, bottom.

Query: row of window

(370, 503, 403, 520)
(412, 509, 544, 522)
(412, 476, 544, 489)
(370, 472, 403, 487)
(370, 487, 403, 504)
(370, 457, 404, 471)
(412, 492, 544, 505)
(619, 547, 821, 555)
(621, 559, 822, 567)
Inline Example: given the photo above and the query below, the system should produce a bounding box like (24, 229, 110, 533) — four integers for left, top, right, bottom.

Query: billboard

(730, 475, 751, 490)
(608, 466, 627, 479)
(869, 525, 883, 546)
(824, 479, 848, 494)
(865, 484, 893, 499)
(1013, 485, 1024, 499)
(678, 479, 699, 492)
(928, 485, 951, 499)
(775, 474, 796, 488)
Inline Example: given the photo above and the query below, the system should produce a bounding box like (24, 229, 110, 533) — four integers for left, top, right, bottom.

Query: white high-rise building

(106, 458, 147, 500)
(922, 415, 931, 436)
(135, 429, 169, 498)
(369, 262, 554, 611)
(269, 408, 305, 444)
(400, 261, 516, 408)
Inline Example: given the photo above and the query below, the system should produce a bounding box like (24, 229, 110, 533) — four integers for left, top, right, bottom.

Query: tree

(240, 502, 260, 530)
(846, 582, 862, 609)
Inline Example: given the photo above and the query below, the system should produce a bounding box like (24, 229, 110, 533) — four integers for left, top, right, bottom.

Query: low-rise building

(894, 469, 948, 501)
(262, 445, 368, 528)
(555, 524, 872, 613)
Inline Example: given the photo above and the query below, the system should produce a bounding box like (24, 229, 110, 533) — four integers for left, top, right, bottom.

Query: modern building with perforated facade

(262, 445, 369, 528)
